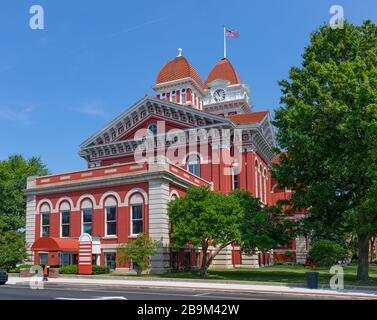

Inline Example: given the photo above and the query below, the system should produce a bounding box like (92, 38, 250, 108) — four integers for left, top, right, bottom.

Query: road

(0, 283, 349, 300)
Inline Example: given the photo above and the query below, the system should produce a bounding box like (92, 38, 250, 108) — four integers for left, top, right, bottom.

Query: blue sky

(1, 0, 376, 173)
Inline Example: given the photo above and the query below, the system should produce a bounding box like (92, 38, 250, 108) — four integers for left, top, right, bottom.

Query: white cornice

(79, 96, 231, 150)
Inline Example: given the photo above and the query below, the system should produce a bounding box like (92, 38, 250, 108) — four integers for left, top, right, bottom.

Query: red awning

(31, 237, 79, 251)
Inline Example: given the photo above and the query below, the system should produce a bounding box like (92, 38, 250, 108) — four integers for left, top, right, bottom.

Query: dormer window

(181, 89, 186, 104)
(171, 90, 177, 103)
(148, 124, 157, 135)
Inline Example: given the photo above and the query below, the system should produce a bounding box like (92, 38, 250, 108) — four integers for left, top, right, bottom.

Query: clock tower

(203, 58, 251, 116)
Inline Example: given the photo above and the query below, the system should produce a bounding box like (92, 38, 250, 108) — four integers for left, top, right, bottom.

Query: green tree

(231, 190, 296, 255)
(168, 187, 243, 276)
(0, 155, 48, 230)
(0, 155, 48, 269)
(273, 21, 377, 281)
(117, 233, 159, 275)
(308, 240, 348, 267)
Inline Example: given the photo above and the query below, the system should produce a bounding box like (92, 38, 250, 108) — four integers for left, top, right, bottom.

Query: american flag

(225, 29, 239, 38)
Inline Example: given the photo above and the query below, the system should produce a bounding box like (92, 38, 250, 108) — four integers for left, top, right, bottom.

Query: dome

(156, 56, 204, 88)
(204, 58, 242, 88)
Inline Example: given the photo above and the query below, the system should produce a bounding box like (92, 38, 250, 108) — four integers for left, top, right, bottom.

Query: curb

(8, 273, 377, 292)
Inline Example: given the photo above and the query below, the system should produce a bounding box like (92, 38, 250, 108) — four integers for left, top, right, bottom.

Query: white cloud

(75, 103, 107, 118)
(0, 105, 35, 124)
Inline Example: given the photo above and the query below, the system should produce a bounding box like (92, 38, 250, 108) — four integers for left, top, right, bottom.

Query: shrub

(308, 240, 347, 267)
(57, 265, 110, 275)
(8, 264, 34, 273)
(118, 233, 159, 275)
(92, 265, 110, 274)
(59, 265, 78, 274)
(284, 251, 295, 258)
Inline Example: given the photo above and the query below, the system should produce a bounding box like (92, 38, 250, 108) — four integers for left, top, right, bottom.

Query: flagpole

(223, 25, 227, 59)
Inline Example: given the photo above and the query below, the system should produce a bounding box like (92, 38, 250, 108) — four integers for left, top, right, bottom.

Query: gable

(115, 114, 197, 142)
(80, 95, 230, 149)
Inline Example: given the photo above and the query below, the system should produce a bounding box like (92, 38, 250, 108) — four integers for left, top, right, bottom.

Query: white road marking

(194, 292, 210, 297)
(55, 296, 128, 300)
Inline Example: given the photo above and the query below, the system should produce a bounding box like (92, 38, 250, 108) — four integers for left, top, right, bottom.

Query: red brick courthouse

(25, 52, 307, 273)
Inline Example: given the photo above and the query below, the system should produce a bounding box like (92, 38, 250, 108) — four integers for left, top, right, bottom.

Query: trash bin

(306, 272, 319, 289)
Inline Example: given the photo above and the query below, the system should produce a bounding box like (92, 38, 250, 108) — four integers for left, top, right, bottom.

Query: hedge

(58, 265, 110, 275)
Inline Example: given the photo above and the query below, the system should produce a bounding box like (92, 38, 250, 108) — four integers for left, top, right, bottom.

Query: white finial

(177, 48, 183, 57)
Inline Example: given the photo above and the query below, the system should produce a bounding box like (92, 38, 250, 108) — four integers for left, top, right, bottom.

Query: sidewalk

(7, 276, 377, 299)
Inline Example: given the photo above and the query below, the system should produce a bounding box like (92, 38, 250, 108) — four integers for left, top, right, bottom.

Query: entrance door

(60, 252, 71, 266)
(171, 251, 179, 271)
(184, 252, 191, 271)
(105, 253, 116, 270)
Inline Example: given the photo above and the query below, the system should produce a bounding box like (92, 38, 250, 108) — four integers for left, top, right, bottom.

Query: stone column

(25, 176, 37, 263)
(240, 253, 260, 268)
(296, 236, 308, 264)
(211, 244, 233, 269)
(148, 178, 170, 273)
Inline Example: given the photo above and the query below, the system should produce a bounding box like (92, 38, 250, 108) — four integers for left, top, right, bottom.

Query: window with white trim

(259, 164, 263, 202)
(60, 202, 70, 238)
(81, 200, 93, 235)
(181, 89, 186, 104)
(131, 194, 143, 236)
(187, 154, 200, 177)
(263, 169, 268, 204)
(171, 90, 177, 103)
(40, 203, 50, 237)
(232, 166, 240, 190)
(255, 160, 259, 199)
(61, 210, 70, 237)
(105, 197, 117, 237)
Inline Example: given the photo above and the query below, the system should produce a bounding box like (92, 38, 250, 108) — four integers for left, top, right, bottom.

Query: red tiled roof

(31, 237, 79, 251)
(156, 56, 204, 88)
(205, 58, 242, 88)
(228, 111, 269, 125)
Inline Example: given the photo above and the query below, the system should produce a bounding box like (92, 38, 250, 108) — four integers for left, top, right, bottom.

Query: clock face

(213, 89, 226, 102)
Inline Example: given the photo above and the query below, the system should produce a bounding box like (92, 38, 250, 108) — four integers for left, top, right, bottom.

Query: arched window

(130, 194, 144, 236)
(259, 164, 263, 202)
(105, 197, 117, 237)
(187, 154, 200, 177)
(254, 160, 259, 199)
(171, 90, 177, 103)
(60, 202, 71, 238)
(81, 200, 93, 236)
(148, 123, 157, 135)
(263, 169, 268, 204)
(40, 203, 50, 237)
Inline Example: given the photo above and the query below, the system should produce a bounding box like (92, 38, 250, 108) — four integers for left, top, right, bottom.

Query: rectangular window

(181, 91, 186, 104)
(41, 213, 50, 237)
(39, 253, 48, 265)
(188, 163, 200, 177)
(61, 211, 70, 237)
(131, 204, 143, 235)
(106, 207, 117, 236)
(232, 167, 240, 190)
(82, 208, 93, 235)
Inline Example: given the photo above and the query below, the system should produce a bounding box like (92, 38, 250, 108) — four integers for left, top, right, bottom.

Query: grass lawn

(111, 264, 377, 287)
